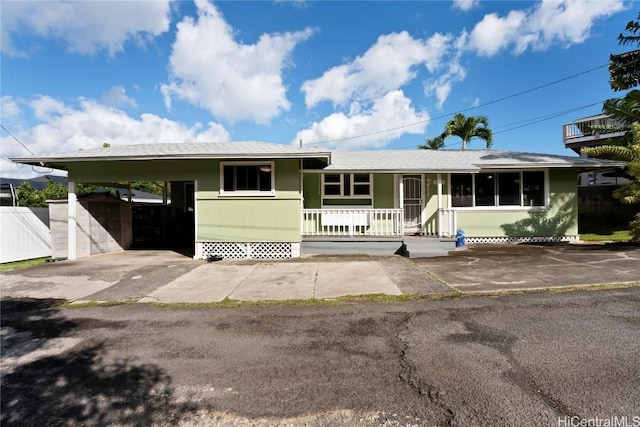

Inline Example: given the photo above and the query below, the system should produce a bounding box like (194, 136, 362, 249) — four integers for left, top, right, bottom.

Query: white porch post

(67, 181, 77, 260)
(398, 175, 404, 235)
(398, 175, 404, 209)
(436, 174, 443, 238)
(193, 180, 199, 259)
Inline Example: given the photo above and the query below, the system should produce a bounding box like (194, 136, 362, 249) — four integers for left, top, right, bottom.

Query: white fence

(302, 209, 403, 237)
(0, 207, 51, 263)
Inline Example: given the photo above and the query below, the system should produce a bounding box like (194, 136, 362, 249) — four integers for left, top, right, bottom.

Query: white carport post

(67, 181, 77, 260)
(436, 174, 443, 238)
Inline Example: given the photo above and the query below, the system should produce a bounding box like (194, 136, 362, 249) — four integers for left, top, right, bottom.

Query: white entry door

(402, 175, 423, 232)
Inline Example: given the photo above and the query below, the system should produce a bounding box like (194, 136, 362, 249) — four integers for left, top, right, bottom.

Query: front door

(402, 175, 423, 233)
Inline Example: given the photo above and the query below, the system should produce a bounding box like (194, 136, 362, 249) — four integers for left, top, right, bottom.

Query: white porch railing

(438, 209, 457, 238)
(302, 209, 403, 237)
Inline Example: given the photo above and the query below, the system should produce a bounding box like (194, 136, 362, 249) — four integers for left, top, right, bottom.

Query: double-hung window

(322, 173, 372, 198)
(220, 162, 275, 196)
(450, 171, 546, 208)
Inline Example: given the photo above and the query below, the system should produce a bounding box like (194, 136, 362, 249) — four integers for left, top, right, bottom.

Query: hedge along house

(12, 141, 624, 260)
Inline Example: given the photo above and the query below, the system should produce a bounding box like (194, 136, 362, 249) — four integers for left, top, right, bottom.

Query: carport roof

(318, 150, 626, 172)
(10, 141, 332, 169)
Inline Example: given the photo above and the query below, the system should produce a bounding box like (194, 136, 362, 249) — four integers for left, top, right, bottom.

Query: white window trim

(321, 173, 373, 199)
(448, 169, 549, 210)
(220, 161, 276, 197)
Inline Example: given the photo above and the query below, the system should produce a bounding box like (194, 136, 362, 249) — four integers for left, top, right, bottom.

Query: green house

(12, 141, 624, 260)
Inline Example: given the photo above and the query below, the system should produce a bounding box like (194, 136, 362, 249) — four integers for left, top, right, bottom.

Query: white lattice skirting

(196, 242, 300, 260)
(465, 235, 579, 244)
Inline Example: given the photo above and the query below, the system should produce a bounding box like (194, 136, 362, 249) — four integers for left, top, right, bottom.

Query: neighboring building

(11, 141, 625, 260)
(562, 113, 629, 186)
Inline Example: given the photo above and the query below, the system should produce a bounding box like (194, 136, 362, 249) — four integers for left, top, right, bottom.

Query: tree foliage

(419, 113, 493, 150)
(583, 123, 640, 206)
(609, 13, 640, 91)
(418, 134, 445, 150)
(16, 180, 67, 207)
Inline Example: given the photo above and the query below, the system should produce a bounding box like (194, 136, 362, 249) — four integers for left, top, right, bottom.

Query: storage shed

(48, 193, 132, 259)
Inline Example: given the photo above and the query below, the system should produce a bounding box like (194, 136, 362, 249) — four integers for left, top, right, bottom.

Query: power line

(0, 124, 36, 155)
(398, 100, 606, 149)
(0, 124, 53, 173)
(303, 63, 608, 146)
(492, 101, 604, 135)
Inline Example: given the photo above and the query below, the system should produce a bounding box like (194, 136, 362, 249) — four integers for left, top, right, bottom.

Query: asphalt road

(2, 288, 639, 426)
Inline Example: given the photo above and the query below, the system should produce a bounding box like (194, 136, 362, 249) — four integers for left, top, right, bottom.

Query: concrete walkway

(0, 251, 450, 304)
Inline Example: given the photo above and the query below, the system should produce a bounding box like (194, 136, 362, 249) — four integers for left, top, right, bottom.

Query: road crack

(396, 312, 456, 427)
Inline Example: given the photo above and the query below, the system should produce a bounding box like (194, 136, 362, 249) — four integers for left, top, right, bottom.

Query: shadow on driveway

(0, 298, 193, 426)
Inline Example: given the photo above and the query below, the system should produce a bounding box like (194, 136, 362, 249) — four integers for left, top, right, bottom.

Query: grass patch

(0, 257, 49, 271)
(60, 283, 639, 310)
(580, 225, 632, 242)
(461, 281, 640, 297)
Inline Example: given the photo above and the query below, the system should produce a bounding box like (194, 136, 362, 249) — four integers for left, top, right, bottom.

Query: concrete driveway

(1, 243, 639, 303)
(414, 243, 640, 292)
(0, 250, 448, 303)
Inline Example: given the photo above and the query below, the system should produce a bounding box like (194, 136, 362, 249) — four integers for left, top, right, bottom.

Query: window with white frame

(450, 171, 546, 208)
(221, 162, 274, 195)
(322, 173, 372, 198)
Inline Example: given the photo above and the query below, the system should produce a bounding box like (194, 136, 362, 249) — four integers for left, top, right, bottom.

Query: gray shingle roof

(322, 150, 625, 172)
(11, 142, 624, 172)
(11, 141, 331, 164)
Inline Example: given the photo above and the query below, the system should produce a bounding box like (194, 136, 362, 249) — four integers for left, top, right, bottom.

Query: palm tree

(442, 113, 493, 150)
(603, 89, 640, 127)
(418, 134, 445, 150)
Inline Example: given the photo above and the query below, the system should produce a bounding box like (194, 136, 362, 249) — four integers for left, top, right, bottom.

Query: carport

(12, 145, 203, 260)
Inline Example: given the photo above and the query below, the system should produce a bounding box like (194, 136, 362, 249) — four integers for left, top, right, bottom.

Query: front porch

(301, 208, 457, 239)
(300, 208, 457, 258)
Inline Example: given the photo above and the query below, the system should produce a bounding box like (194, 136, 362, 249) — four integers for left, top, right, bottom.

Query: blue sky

(0, 0, 635, 178)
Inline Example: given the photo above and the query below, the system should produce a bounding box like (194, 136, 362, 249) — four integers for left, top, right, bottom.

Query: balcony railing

(563, 115, 626, 145)
(302, 208, 403, 237)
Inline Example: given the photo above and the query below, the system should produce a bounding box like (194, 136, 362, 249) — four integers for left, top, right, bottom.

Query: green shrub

(630, 213, 640, 242)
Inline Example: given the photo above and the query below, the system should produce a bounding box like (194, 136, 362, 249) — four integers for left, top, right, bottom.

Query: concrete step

(301, 237, 457, 258)
(403, 237, 457, 258)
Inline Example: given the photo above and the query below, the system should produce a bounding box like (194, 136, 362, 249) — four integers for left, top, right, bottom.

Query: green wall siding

(373, 174, 395, 208)
(303, 174, 321, 208)
(196, 159, 302, 242)
(455, 169, 578, 237)
(198, 199, 301, 242)
(424, 174, 439, 235)
(303, 173, 396, 208)
(70, 159, 303, 243)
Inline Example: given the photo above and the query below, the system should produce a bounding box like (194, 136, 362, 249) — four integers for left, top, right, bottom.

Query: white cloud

(1, 96, 230, 177)
(161, 0, 314, 125)
(453, 0, 480, 12)
(423, 38, 467, 109)
(1, 96, 22, 121)
(1, 0, 171, 56)
(292, 90, 429, 150)
(468, 0, 625, 57)
(102, 86, 138, 108)
(302, 31, 452, 108)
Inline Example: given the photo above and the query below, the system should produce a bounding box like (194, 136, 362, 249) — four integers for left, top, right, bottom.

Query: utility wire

(398, 100, 606, 149)
(303, 63, 608, 146)
(1, 124, 51, 172)
(1, 124, 36, 155)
